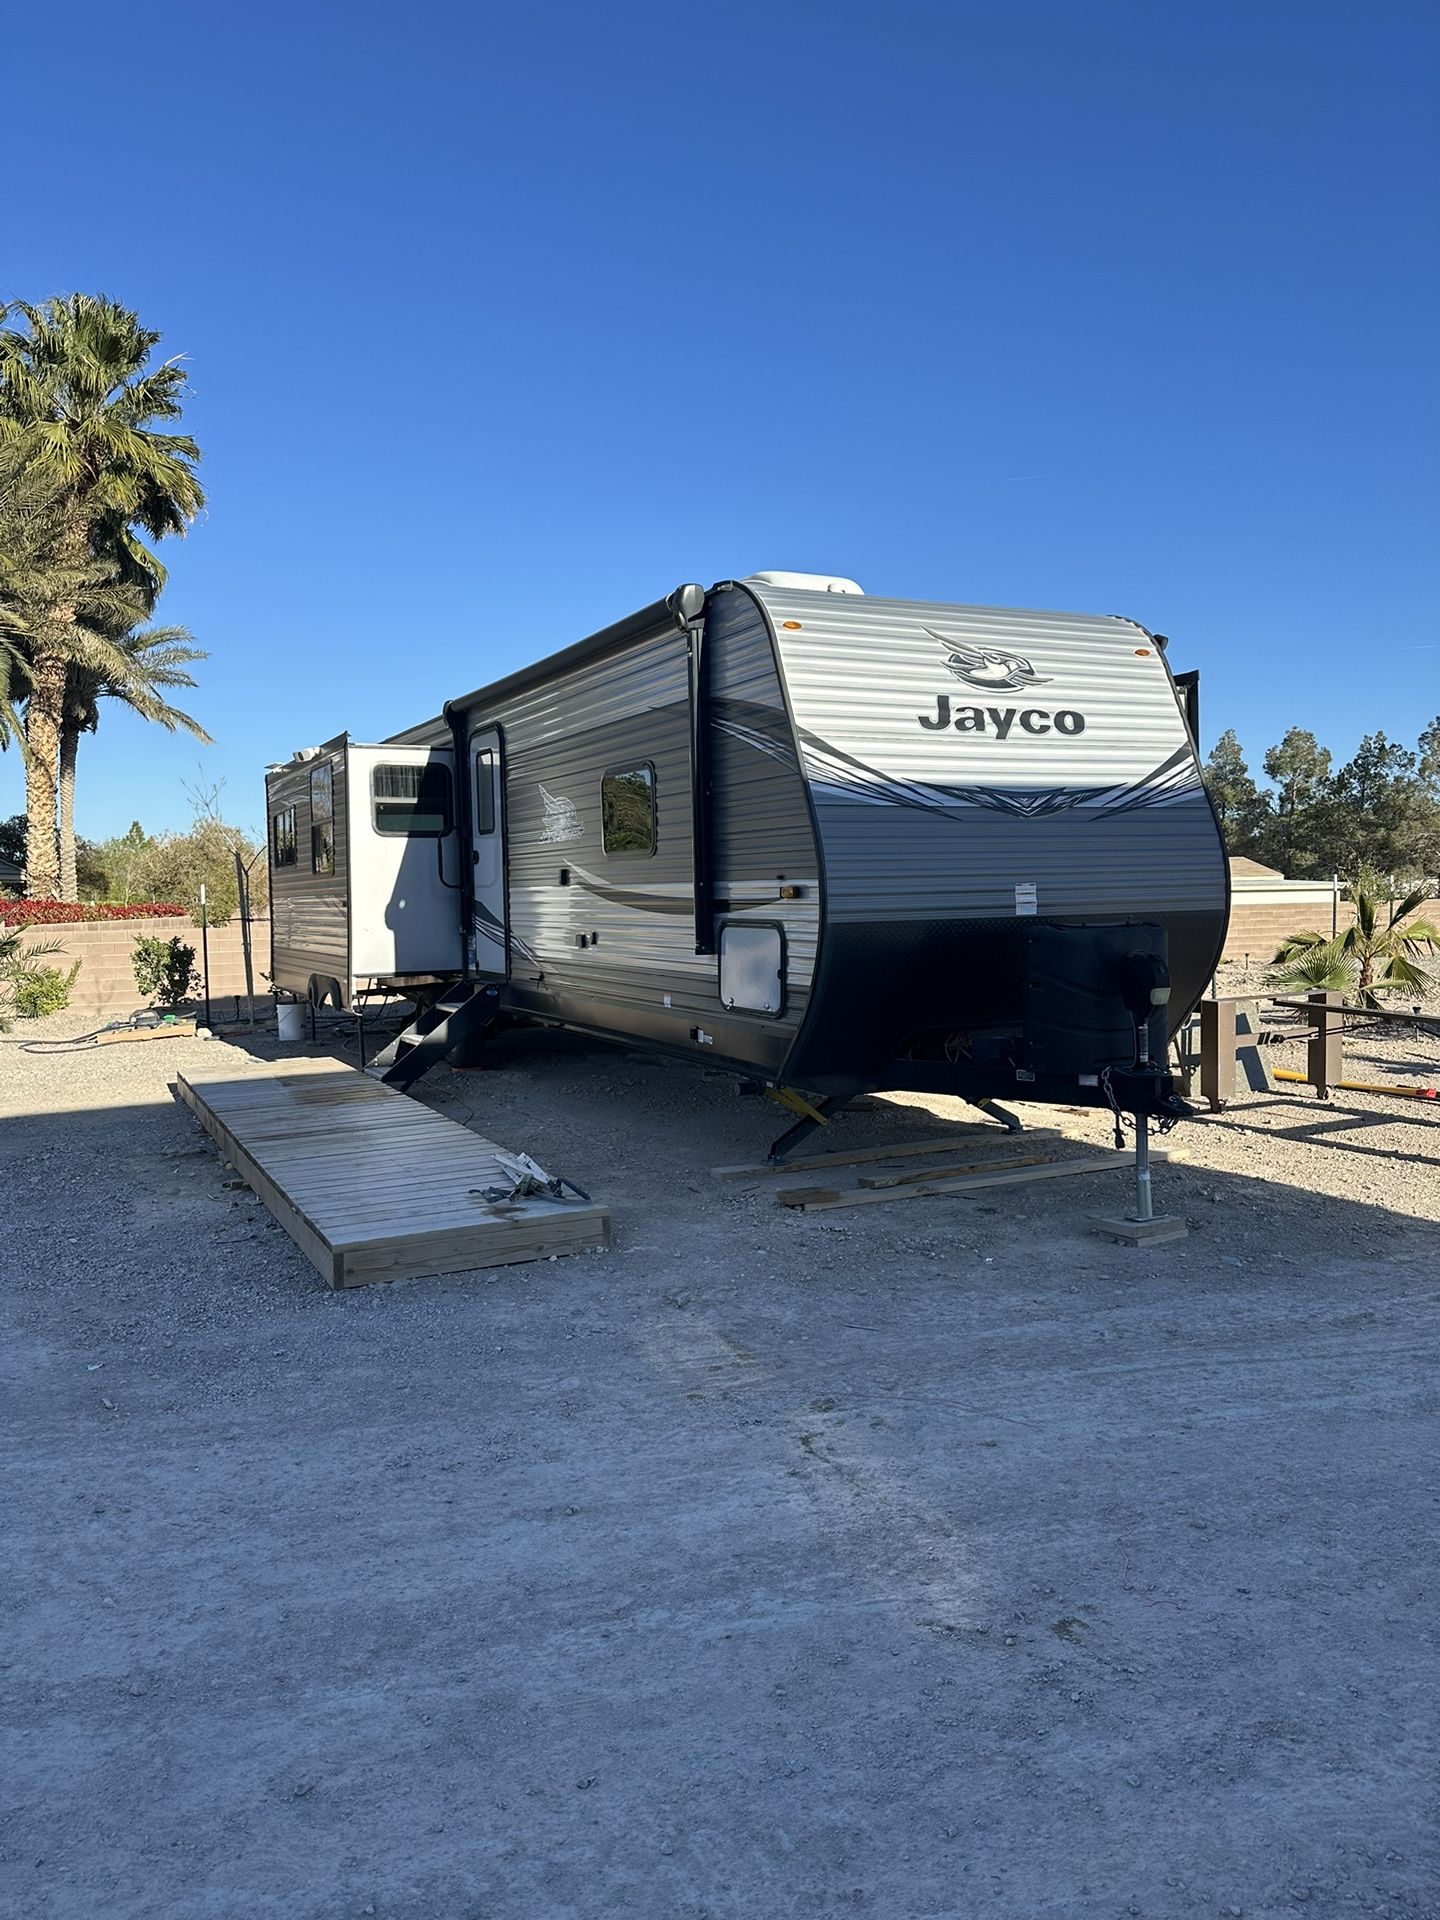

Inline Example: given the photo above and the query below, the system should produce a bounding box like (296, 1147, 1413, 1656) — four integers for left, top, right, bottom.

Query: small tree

(132, 933, 198, 1010)
(91, 820, 153, 903)
(1272, 882, 1440, 1008)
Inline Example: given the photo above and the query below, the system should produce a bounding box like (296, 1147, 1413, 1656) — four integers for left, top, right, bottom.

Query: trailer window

(270, 806, 297, 869)
(371, 762, 453, 837)
(310, 761, 335, 874)
(474, 748, 497, 835)
(601, 765, 655, 855)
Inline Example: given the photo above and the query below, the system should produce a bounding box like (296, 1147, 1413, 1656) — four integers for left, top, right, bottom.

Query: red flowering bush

(0, 900, 187, 927)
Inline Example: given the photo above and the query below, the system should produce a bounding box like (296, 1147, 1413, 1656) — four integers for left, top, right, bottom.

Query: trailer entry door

(469, 725, 507, 977)
(348, 745, 464, 981)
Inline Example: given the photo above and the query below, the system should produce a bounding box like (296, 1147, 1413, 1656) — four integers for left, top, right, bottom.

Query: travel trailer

(265, 573, 1227, 1145)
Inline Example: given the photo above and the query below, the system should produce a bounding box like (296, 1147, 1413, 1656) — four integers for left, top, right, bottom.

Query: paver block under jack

(1090, 1212, 1189, 1246)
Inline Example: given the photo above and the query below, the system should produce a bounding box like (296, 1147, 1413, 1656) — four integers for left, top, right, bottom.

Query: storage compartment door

(718, 922, 785, 1015)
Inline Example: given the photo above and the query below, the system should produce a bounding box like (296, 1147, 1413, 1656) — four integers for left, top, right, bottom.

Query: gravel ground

(3, 999, 1439, 1920)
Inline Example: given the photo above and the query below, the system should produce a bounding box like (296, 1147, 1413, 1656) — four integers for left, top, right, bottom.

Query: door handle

(472, 851, 480, 864)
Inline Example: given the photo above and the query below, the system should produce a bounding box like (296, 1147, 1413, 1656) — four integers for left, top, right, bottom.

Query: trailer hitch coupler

(1116, 949, 1171, 1023)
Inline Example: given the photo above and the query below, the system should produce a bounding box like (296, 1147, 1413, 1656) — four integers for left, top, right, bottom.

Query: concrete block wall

(1222, 900, 1343, 964)
(1221, 899, 1430, 964)
(15, 915, 273, 1022)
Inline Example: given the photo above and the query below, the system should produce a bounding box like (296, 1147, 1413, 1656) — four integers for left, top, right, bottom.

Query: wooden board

(775, 1149, 1179, 1211)
(855, 1152, 1051, 1189)
(711, 1128, 1063, 1181)
(97, 1018, 197, 1045)
(174, 1058, 610, 1288)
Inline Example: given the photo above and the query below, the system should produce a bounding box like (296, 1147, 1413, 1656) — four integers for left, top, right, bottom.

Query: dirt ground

(4, 999, 1439, 1920)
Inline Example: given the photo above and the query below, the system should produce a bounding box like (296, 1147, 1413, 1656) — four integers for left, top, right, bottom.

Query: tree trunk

(58, 723, 79, 902)
(25, 507, 89, 901)
(23, 647, 65, 899)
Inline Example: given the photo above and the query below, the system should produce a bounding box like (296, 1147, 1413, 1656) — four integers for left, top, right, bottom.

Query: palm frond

(1272, 930, 1328, 965)
(1269, 939, 1358, 996)
(1372, 952, 1436, 996)
(1395, 917, 1440, 954)
(76, 619, 211, 741)
(1390, 885, 1434, 926)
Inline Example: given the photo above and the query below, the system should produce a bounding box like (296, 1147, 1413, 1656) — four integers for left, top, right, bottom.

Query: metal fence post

(198, 884, 212, 1031)
(1307, 990, 1342, 1099)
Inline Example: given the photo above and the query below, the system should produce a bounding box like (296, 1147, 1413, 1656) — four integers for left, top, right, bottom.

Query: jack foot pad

(1090, 1213, 1188, 1246)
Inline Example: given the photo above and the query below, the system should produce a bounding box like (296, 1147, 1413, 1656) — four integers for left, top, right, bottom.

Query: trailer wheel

(307, 975, 343, 1011)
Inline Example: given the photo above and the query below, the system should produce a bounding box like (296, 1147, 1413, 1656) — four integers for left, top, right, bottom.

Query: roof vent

(746, 571, 865, 595)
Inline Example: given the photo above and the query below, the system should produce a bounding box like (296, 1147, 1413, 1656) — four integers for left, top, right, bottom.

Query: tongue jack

(1094, 950, 1188, 1246)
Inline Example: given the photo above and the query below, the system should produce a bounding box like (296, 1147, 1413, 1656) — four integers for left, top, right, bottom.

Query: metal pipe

(1134, 1114, 1154, 1221)
(1133, 1018, 1154, 1221)
(1272, 1067, 1437, 1099)
(198, 884, 212, 1031)
(234, 850, 256, 1027)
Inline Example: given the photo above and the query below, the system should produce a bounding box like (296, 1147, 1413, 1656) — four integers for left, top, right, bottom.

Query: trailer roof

(383, 585, 705, 745)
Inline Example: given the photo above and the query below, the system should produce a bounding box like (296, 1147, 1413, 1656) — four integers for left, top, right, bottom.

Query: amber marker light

(1134, 647, 1151, 656)
(781, 620, 802, 629)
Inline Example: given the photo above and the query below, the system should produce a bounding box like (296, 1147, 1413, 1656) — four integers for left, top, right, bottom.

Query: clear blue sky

(4, 0, 1437, 842)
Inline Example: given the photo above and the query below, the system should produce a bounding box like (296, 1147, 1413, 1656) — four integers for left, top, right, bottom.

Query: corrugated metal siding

(756, 590, 1192, 788)
(752, 585, 1226, 927)
(809, 794, 1224, 922)
(486, 625, 702, 1024)
(266, 751, 349, 995)
(707, 586, 819, 1030)
(460, 601, 818, 1070)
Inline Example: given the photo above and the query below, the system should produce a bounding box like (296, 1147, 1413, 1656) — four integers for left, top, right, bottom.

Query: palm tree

(0, 439, 114, 754)
(0, 440, 50, 750)
(1272, 883, 1440, 1008)
(0, 439, 141, 869)
(58, 626, 212, 899)
(0, 296, 203, 897)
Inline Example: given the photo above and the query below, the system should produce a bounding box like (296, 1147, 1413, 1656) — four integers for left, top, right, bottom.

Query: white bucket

(276, 1001, 306, 1044)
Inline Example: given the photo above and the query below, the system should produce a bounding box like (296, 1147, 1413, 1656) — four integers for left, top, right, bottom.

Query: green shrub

(132, 935, 199, 1010)
(10, 960, 81, 1019)
(0, 928, 70, 1029)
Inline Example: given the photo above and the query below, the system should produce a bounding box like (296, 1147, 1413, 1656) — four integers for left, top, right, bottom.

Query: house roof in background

(1228, 856, 1283, 878)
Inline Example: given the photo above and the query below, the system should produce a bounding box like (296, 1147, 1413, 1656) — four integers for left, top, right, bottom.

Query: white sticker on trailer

(1015, 883, 1038, 916)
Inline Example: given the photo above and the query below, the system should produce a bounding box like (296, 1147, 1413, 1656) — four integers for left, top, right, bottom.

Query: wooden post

(1198, 998, 1274, 1110)
(1307, 990, 1342, 1100)
(1199, 999, 1236, 1110)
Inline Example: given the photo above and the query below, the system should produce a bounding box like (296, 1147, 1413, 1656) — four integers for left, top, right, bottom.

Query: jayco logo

(927, 630, 1052, 693)
(918, 695, 1086, 737)
(918, 629, 1085, 736)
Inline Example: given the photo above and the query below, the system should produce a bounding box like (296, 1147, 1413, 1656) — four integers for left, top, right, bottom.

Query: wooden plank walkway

(174, 1058, 610, 1289)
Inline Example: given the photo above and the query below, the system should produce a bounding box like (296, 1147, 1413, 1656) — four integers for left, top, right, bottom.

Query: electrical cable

(20, 1012, 178, 1054)
(20, 1023, 119, 1054)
